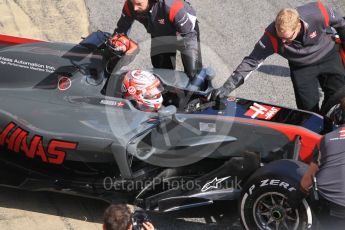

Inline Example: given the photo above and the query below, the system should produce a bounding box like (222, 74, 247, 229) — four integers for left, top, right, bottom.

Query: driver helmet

(122, 70, 164, 111)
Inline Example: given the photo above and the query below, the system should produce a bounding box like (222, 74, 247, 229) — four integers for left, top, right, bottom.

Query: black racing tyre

(240, 176, 314, 230)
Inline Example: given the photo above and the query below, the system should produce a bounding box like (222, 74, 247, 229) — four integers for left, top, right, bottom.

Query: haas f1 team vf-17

(0, 31, 340, 229)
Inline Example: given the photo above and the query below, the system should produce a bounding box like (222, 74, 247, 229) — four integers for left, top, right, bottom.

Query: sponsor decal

(58, 76, 72, 91)
(128, 86, 136, 95)
(244, 102, 281, 120)
(158, 18, 165, 25)
(199, 122, 216, 133)
(0, 122, 77, 165)
(309, 31, 317, 39)
(247, 179, 296, 195)
(117, 101, 125, 107)
(0, 56, 55, 73)
(201, 176, 231, 192)
(330, 127, 345, 141)
(100, 99, 125, 108)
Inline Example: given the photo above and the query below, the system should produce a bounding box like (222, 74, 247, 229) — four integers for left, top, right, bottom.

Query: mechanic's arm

(113, 0, 135, 35)
(300, 145, 321, 194)
(212, 32, 274, 99)
(171, 5, 200, 79)
(327, 5, 345, 50)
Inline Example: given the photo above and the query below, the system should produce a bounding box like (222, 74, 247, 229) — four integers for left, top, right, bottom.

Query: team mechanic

(212, 1, 345, 113)
(300, 104, 345, 228)
(114, 0, 202, 79)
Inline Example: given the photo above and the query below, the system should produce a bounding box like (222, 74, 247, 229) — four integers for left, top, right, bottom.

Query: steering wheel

(104, 34, 128, 57)
(184, 97, 216, 113)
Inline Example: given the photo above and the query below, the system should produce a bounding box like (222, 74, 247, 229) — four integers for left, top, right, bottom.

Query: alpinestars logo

(244, 103, 281, 120)
(201, 176, 230, 192)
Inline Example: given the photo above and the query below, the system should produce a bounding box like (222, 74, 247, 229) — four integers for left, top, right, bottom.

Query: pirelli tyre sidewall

(239, 160, 313, 230)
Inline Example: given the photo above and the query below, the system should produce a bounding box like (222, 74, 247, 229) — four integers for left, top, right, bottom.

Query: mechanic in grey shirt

(301, 123, 345, 227)
(212, 2, 345, 113)
(114, 0, 202, 80)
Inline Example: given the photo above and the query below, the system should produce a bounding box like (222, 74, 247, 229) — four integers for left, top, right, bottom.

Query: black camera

(131, 210, 151, 230)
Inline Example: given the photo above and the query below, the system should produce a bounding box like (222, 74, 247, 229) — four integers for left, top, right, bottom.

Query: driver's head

(122, 70, 164, 112)
(131, 0, 150, 13)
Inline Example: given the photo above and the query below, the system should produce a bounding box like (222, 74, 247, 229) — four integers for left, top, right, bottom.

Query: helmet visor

(142, 79, 164, 99)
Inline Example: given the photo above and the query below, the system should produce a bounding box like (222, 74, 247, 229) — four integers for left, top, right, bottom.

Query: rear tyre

(240, 177, 313, 230)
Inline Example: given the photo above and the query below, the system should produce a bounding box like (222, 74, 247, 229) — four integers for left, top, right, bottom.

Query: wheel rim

(253, 192, 300, 230)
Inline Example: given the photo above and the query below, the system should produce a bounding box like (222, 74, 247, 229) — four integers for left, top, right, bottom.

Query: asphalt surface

(86, 0, 345, 108)
(1, 0, 345, 230)
(0, 0, 89, 42)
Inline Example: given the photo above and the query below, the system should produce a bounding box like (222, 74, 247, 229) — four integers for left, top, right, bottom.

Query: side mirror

(205, 67, 216, 81)
(158, 105, 177, 120)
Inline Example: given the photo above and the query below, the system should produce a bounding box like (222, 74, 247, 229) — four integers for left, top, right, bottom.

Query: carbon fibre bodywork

(0, 33, 324, 211)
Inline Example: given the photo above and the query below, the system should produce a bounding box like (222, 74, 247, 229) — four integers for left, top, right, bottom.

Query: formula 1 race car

(0, 31, 336, 229)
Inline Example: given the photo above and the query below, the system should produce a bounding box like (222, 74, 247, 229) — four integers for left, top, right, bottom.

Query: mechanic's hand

(300, 173, 313, 194)
(210, 86, 232, 101)
(110, 34, 130, 53)
(141, 222, 155, 230)
(300, 162, 319, 194)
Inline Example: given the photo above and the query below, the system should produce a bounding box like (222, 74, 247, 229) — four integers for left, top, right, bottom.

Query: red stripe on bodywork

(264, 31, 278, 53)
(0, 34, 43, 45)
(123, 0, 132, 17)
(318, 1, 329, 27)
(169, 0, 184, 22)
(205, 116, 322, 162)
